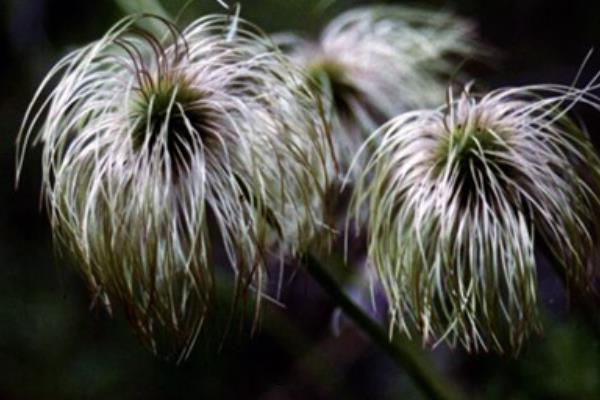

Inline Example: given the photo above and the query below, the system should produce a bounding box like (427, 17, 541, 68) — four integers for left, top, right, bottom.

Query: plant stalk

(303, 254, 462, 400)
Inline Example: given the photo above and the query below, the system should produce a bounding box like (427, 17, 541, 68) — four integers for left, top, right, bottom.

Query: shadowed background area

(1, 0, 600, 399)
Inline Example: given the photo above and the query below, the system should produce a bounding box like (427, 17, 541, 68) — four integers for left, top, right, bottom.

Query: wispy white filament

(17, 14, 332, 359)
(351, 81, 600, 353)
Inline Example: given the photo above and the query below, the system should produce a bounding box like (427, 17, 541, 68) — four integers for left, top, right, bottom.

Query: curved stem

(114, 0, 170, 17)
(303, 254, 463, 400)
(113, 0, 171, 34)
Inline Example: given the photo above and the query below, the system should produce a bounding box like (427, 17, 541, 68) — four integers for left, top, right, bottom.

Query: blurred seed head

(16, 14, 332, 360)
(275, 5, 483, 176)
(351, 81, 600, 353)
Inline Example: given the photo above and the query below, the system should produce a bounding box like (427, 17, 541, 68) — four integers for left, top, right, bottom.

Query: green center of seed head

(305, 59, 359, 117)
(435, 123, 515, 205)
(445, 124, 503, 160)
(131, 75, 207, 172)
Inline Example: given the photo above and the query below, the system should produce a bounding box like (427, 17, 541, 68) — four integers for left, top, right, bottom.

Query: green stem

(114, 0, 170, 17)
(113, 0, 171, 34)
(303, 254, 462, 400)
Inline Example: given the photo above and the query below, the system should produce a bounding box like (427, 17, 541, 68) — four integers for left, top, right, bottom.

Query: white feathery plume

(275, 5, 482, 175)
(16, 13, 332, 359)
(350, 78, 600, 353)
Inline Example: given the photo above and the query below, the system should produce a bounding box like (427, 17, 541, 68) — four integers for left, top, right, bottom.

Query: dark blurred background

(2, 0, 600, 399)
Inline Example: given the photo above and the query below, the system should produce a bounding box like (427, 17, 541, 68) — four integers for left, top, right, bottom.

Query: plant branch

(303, 253, 463, 400)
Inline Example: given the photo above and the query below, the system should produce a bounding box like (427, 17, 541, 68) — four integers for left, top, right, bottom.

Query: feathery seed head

(351, 81, 600, 353)
(17, 14, 332, 359)
(276, 5, 482, 174)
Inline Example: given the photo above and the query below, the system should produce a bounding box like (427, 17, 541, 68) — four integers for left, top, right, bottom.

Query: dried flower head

(16, 14, 332, 359)
(351, 80, 600, 352)
(275, 5, 481, 174)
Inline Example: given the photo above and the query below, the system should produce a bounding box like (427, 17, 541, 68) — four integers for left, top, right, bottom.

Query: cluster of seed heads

(16, 5, 600, 358)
